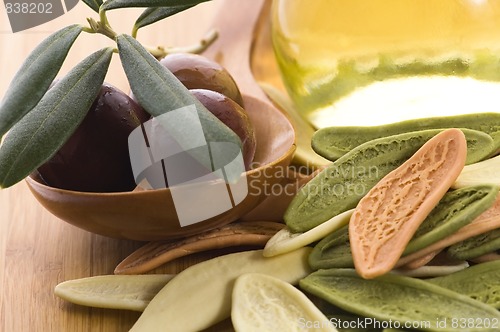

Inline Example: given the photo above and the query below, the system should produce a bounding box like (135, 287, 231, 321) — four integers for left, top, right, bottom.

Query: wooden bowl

(26, 95, 295, 241)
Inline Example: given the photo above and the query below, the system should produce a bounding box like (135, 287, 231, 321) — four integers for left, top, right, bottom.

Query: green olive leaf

(134, 5, 195, 31)
(102, 0, 211, 11)
(0, 24, 83, 138)
(117, 34, 242, 181)
(0, 48, 113, 189)
(82, 0, 103, 13)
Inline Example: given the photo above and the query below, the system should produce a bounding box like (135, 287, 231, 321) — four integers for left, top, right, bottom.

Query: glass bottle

(272, 0, 500, 128)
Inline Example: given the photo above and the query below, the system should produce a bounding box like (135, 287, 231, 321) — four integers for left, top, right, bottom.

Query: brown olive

(160, 53, 244, 107)
(191, 89, 256, 170)
(37, 83, 150, 192)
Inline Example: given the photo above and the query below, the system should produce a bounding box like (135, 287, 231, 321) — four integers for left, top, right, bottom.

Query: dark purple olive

(160, 53, 244, 107)
(190, 89, 256, 170)
(37, 83, 150, 192)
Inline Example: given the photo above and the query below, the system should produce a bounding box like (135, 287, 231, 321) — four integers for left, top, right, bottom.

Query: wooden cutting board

(0, 1, 276, 330)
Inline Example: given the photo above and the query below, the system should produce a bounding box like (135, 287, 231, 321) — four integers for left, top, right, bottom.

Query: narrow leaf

(81, 0, 103, 13)
(0, 25, 83, 138)
(0, 48, 113, 188)
(117, 34, 242, 180)
(102, 0, 211, 11)
(134, 5, 195, 31)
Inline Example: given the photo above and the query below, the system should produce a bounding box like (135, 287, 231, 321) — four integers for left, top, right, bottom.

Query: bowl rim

(26, 143, 296, 196)
(26, 94, 296, 197)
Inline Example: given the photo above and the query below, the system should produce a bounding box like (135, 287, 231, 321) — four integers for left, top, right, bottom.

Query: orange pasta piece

(350, 129, 467, 279)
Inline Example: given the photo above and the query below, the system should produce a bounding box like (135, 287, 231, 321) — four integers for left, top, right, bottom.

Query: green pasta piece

(447, 229, 500, 261)
(285, 129, 493, 232)
(403, 184, 499, 255)
(309, 185, 498, 270)
(300, 269, 500, 331)
(313, 113, 500, 160)
(428, 260, 500, 308)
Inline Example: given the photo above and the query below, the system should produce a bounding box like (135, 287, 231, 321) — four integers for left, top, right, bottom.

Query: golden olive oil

(272, 0, 500, 127)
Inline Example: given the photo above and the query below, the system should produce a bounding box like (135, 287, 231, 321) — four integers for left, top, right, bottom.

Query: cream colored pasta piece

(130, 248, 312, 332)
(54, 274, 175, 312)
(391, 260, 469, 278)
(231, 273, 337, 332)
(453, 154, 500, 188)
(263, 209, 353, 257)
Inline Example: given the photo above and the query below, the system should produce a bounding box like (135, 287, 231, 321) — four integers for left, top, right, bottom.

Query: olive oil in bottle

(272, 0, 500, 128)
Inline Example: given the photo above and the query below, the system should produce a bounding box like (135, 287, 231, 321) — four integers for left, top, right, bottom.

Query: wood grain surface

(0, 1, 256, 331)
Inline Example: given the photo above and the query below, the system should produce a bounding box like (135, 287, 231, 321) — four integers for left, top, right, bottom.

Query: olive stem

(86, 17, 118, 41)
(99, 7, 109, 28)
(144, 29, 219, 59)
(167, 29, 219, 55)
(131, 24, 139, 39)
(82, 26, 95, 34)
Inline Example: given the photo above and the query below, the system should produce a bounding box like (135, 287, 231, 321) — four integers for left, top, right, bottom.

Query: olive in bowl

(36, 83, 150, 193)
(160, 53, 244, 107)
(26, 95, 295, 241)
(191, 88, 256, 170)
